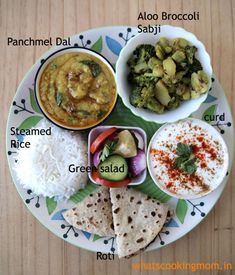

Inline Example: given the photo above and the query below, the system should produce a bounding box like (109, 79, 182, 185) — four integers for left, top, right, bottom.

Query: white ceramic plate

(6, 26, 234, 254)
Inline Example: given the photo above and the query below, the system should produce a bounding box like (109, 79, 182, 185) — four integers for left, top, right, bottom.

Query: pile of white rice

(14, 119, 88, 199)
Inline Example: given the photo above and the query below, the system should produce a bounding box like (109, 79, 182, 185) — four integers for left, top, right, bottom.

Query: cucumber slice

(98, 155, 128, 181)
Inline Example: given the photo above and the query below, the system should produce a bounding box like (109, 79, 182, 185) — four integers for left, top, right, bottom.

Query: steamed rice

(14, 119, 88, 199)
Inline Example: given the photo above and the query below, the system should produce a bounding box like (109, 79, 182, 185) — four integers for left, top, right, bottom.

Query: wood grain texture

(0, 0, 234, 274)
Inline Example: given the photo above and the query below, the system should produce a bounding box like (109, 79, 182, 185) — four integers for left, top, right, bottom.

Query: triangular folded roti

(110, 187, 169, 258)
(63, 186, 115, 236)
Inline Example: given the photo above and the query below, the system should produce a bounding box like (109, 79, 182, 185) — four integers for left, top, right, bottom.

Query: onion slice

(131, 130, 144, 150)
(128, 149, 146, 177)
(92, 149, 102, 167)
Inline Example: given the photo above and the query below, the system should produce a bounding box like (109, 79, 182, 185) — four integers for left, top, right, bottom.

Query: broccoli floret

(167, 96, 181, 110)
(130, 87, 145, 107)
(132, 75, 147, 87)
(135, 74, 158, 87)
(187, 58, 203, 75)
(127, 56, 138, 71)
(128, 72, 137, 84)
(127, 45, 155, 75)
(130, 86, 154, 108)
(134, 44, 155, 63)
(129, 73, 157, 88)
(133, 62, 150, 73)
(141, 86, 154, 104)
(185, 45, 197, 64)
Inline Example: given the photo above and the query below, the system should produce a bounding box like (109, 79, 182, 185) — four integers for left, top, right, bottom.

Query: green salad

(127, 37, 209, 113)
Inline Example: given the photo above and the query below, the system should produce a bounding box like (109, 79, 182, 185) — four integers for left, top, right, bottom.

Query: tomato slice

(91, 170, 131, 188)
(90, 127, 117, 154)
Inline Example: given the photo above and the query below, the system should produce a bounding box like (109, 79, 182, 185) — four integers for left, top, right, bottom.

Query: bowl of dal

(34, 47, 117, 130)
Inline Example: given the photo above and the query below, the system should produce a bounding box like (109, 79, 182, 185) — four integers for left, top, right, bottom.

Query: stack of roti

(110, 187, 168, 258)
(63, 186, 115, 236)
(63, 186, 168, 258)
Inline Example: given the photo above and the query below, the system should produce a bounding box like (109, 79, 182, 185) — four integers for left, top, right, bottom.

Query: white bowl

(34, 47, 117, 130)
(116, 25, 213, 124)
(147, 118, 229, 199)
(88, 125, 147, 186)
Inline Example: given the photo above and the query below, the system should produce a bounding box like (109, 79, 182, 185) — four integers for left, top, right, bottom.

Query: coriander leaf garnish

(184, 162, 197, 175)
(173, 156, 188, 169)
(56, 92, 63, 106)
(100, 138, 119, 162)
(101, 145, 109, 162)
(176, 142, 192, 157)
(77, 110, 91, 117)
(173, 143, 197, 175)
(80, 60, 101, 77)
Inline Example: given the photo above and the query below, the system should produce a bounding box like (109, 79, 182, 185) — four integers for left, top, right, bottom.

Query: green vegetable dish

(127, 37, 209, 113)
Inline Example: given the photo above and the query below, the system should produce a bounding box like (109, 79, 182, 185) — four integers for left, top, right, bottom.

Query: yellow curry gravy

(39, 52, 116, 128)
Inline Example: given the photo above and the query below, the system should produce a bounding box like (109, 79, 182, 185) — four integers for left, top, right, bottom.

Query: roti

(63, 186, 115, 236)
(110, 187, 169, 258)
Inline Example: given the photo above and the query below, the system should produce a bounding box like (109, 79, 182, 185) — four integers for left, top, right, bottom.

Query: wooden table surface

(1, 0, 234, 274)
